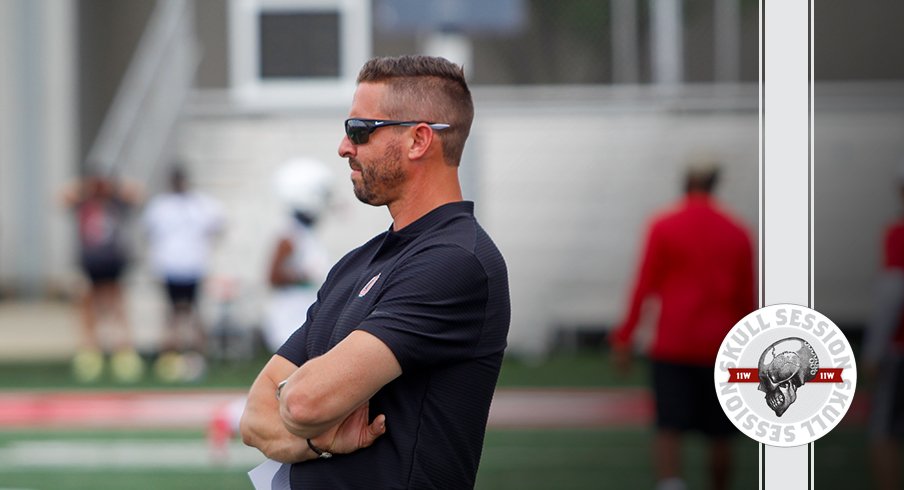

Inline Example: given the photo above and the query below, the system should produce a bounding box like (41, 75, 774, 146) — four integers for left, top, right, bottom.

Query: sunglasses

(344, 118, 451, 145)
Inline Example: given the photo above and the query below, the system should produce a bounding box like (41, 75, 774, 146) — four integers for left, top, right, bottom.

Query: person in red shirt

(610, 160, 755, 490)
(863, 175, 904, 490)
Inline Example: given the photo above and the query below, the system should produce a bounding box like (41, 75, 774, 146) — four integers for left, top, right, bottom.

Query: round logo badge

(713, 304, 857, 447)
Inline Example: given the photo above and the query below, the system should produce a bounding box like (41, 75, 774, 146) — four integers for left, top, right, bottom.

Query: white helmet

(273, 157, 334, 218)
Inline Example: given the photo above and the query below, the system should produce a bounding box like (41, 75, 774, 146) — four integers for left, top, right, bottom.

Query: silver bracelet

(275, 379, 288, 400)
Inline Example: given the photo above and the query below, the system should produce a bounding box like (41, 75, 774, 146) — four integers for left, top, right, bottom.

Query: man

(862, 167, 904, 490)
(610, 160, 754, 490)
(143, 166, 225, 381)
(240, 55, 511, 489)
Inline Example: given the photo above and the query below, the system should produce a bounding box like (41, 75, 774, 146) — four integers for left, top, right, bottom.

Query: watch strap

(307, 438, 333, 459)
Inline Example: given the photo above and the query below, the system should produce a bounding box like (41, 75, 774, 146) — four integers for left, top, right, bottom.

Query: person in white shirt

(208, 158, 333, 460)
(143, 166, 225, 381)
(263, 157, 334, 351)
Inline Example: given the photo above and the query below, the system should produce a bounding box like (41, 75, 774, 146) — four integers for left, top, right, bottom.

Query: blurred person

(240, 55, 510, 489)
(61, 171, 145, 383)
(208, 158, 333, 460)
(263, 157, 334, 352)
(862, 167, 904, 490)
(143, 165, 225, 382)
(609, 159, 755, 490)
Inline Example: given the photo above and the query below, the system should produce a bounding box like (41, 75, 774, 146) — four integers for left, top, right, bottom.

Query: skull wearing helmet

(757, 337, 819, 417)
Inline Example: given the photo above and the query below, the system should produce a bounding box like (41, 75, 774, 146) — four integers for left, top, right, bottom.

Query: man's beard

(352, 143, 405, 206)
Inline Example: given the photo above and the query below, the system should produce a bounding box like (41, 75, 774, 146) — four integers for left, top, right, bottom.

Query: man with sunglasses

(241, 55, 511, 489)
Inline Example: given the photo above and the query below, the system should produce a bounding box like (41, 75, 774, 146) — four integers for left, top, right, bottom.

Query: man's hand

(308, 402, 387, 455)
(611, 342, 633, 375)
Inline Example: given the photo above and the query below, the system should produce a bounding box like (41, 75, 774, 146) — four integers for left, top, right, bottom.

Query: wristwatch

(307, 438, 333, 459)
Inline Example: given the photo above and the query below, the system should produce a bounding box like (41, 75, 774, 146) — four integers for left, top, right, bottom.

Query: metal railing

(85, 0, 199, 184)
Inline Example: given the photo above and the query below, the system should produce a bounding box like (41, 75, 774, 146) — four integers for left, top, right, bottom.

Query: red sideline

(0, 388, 653, 430)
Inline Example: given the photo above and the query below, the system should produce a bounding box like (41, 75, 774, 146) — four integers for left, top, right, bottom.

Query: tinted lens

(345, 119, 371, 145)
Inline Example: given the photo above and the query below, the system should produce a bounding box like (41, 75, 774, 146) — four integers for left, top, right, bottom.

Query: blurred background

(0, 0, 901, 489)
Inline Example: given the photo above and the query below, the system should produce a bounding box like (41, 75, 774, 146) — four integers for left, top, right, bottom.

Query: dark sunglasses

(344, 118, 451, 145)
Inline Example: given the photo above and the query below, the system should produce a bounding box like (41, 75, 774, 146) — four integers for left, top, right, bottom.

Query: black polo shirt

(276, 201, 511, 489)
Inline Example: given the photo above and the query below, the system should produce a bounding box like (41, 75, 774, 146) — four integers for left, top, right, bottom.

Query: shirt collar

(391, 201, 474, 237)
(684, 192, 713, 205)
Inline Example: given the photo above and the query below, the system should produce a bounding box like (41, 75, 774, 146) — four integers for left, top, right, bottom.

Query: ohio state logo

(714, 304, 857, 447)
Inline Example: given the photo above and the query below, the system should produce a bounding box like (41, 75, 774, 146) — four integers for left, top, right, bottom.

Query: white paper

(248, 459, 291, 490)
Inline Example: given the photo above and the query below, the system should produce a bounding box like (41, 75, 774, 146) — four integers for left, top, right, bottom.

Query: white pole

(761, 0, 813, 487)
(650, 0, 683, 86)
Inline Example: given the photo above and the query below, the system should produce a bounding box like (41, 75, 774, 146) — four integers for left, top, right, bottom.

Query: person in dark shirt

(240, 55, 511, 490)
(863, 169, 904, 490)
(61, 171, 144, 383)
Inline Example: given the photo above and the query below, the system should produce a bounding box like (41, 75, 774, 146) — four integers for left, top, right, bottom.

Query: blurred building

(0, 0, 902, 355)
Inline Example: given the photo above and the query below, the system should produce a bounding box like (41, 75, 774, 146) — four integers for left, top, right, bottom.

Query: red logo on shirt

(358, 273, 381, 298)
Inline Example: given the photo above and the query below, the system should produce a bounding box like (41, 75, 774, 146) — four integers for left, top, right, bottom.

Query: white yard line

(0, 439, 263, 470)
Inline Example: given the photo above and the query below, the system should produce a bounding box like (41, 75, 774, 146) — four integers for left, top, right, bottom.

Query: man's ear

(407, 124, 435, 161)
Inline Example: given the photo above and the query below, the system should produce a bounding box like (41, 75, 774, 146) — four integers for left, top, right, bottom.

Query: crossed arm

(240, 330, 402, 463)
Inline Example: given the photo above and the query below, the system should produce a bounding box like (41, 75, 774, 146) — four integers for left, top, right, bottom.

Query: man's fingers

(360, 414, 386, 448)
(373, 414, 386, 434)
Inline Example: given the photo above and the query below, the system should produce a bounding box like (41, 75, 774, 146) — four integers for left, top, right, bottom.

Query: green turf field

(0, 427, 761, 490)
(0, 350, 642, 391)
(0, 426, 871, 490)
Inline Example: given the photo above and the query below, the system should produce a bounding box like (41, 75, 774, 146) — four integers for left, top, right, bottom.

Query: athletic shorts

(651, 360, 736, 437)
(81, 256, 126, 285)
(165, 279, 199, 306)
(869, 354, 904, 440)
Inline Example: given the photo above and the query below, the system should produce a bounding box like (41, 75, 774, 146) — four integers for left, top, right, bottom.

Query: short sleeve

(357, 245, 489, 372)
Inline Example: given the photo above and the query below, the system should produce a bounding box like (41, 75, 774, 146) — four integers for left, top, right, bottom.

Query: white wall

(171, 84, 904, 356)
(813, 103, 904, 326)
(7, 80, 896, 356)
(173, 86, 761, 356)
(474, 90, 758, 354)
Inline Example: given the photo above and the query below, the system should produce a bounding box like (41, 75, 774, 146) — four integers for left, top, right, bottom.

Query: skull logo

(757, 337, 819, 417)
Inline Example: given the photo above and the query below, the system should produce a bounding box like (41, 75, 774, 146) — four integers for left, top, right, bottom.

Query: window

(229, 0, 371, 107)
(258, 11, 341, 78)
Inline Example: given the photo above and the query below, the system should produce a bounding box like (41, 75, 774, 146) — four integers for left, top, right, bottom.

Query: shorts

(651, 360, 736, 437)
(165, 279, 199, 307)
(869, 354, 904, 440)
(81, 256, 126, 285)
